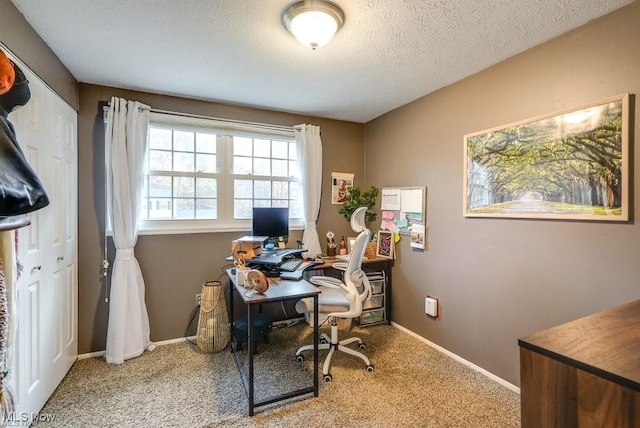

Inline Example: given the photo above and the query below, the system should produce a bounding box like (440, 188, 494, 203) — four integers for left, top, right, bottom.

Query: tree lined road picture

(464, 94, 629, 221)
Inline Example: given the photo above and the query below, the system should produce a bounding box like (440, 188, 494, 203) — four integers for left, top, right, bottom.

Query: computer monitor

(252, 207, 289, 245)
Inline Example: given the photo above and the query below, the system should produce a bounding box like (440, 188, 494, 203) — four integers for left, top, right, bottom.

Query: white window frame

(139, 112, 303, 235)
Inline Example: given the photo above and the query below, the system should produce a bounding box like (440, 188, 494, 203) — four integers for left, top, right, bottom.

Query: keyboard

(279, 259, 304, 272)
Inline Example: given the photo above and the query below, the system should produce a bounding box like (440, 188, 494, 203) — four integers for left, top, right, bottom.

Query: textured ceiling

(10, 0, 632, 123)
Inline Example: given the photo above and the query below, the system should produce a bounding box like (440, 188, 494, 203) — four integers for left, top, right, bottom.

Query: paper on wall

(410, 212, 423, 222)
(381, 211, 394, 230)
(401, 188, 422, 213)
(381, 188, 401, 210)
(410, 224, 425, 249)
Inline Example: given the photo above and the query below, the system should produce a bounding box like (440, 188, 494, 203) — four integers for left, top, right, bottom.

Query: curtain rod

(151, 108, 300, 133)
(103, 103, 301, 134)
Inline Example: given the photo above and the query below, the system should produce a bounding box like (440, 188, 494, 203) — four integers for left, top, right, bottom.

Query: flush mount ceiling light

(282, 0, 345, 50)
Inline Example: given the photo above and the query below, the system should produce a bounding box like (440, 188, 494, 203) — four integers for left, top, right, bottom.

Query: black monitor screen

(252, 207, 289, 239)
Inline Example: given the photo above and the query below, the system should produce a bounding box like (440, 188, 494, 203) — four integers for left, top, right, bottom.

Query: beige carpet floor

(37, 323, 520, 427)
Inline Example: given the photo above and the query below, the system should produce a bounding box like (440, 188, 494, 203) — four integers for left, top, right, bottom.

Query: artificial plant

(339, 185, 379, 227)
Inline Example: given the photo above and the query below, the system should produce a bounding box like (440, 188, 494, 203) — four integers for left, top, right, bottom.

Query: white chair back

(344, 207, 371, 306)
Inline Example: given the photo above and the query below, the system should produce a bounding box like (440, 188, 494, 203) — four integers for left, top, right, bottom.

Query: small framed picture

(331, 172, 354, 204)
(376, 230, 394, 259)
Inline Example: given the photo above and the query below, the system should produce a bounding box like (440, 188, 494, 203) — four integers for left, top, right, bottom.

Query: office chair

(294, 207, 374, 382)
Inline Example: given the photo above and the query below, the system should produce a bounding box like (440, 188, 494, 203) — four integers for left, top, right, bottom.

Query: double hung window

(141, 112, 302, 234)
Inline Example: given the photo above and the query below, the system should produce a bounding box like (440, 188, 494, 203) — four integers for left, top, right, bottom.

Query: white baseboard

(390, 322, 520, 394)
(77, 350, 105, 360)
(154, 336, 197, 346)
(77, 336, 197, 360)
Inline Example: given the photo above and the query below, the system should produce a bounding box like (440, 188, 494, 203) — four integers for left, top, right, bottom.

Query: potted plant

(339, 185, 379, 257)
(339, 185, 379, 228)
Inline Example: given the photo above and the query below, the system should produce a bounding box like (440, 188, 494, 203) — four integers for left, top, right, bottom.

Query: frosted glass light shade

(283, 1, 344, 50)
(289, 11, 338, 49)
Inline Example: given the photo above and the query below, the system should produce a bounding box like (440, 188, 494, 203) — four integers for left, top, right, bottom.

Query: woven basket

(196, 280, 230, 353)
(365, 242, 377, 259)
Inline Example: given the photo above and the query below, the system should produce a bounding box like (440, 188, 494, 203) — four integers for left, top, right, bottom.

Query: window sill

(136, 220, 304, 236)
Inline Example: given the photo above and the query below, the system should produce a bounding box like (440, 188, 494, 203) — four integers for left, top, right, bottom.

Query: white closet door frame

(4, 46, 78, 421)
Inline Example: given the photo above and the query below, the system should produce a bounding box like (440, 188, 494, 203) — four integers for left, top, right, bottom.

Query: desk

(226, 268, 321, 416)
(519, 299, 640, 427)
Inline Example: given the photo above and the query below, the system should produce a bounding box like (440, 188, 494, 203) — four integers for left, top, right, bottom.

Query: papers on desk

(334, 254, 368, 262)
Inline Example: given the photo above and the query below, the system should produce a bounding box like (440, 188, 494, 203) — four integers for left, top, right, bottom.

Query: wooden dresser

(519, 299, 640, 428)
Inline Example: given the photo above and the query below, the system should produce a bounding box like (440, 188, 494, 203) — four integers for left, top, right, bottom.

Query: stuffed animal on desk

(234, 257, 269, 293)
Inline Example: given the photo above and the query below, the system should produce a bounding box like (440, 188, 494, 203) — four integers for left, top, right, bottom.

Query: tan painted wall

(78, 84, 364, 353)
(0, 0, 78, 109)
(364, 1, 640, 386)
(5, 0, 640, 388)
(2, 0, 364, 355)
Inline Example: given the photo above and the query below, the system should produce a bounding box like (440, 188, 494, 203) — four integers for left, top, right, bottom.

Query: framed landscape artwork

(463, 93, 630, 221)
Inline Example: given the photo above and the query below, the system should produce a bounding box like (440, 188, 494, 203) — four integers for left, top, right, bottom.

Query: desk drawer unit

(363, 294, 384, 310)
(371, 280, 384, 295)
(359, 271, 386, 326)
(360, 308, 385, 325)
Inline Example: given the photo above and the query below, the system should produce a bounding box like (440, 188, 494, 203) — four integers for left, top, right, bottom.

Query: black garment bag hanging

(0, 58, 49, 219)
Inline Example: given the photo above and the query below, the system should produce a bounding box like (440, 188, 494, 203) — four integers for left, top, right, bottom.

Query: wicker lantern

(196, 280, 230, 353)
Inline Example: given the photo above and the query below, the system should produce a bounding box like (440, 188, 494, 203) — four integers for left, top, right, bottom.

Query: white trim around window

(138, 111, 303, 235)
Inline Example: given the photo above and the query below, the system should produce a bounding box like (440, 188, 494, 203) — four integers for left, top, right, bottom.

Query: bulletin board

(380, 186, 427, 250)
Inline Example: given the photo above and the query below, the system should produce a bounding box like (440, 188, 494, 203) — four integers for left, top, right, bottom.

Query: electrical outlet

(196, 293, 202, 306)
(425, 296, 438, 317)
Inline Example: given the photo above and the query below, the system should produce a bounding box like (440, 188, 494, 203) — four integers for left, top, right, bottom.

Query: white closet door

(11, 64, 51, 416)
(7, 51, 78, 420)
(47, 87, 78, 388)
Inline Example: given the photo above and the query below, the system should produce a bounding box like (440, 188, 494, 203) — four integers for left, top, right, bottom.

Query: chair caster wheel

(295, 355, 304, 362)
(366, 365, 374, 372)
(359, 343, 367, 349)
(323, 374, 333, 382)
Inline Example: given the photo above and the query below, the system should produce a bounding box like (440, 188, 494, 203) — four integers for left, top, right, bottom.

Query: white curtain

(295, 124, 323, 258)
(105, 97, 154, 364)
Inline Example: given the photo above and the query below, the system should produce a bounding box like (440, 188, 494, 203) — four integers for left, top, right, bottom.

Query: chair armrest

(331, 262, 348, 271)
(309, 275, 344, 290)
